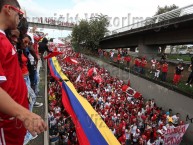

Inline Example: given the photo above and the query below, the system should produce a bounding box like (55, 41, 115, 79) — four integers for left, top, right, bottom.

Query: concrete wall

(87, 56, 193, 144)
(138, 44, 159, 59)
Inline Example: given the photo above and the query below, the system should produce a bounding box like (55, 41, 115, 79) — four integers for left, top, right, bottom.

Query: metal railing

(44, 54, 49, 145)
(107, 4, 193, 36)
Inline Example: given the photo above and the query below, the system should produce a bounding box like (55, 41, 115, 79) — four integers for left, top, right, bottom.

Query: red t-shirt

(162, 64, 168, 72)
(117, 54, 121, 60)
(0, 31, 28, 119)
(141, 60, 147, 68)
(21, 53, 29, 75)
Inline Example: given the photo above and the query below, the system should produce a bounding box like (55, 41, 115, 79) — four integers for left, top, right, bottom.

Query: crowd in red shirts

(101, 49, 193, 86)
(48, 48, 186, 145)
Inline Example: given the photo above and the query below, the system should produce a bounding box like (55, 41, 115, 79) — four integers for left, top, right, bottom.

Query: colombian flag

(48, 57, 120, 145)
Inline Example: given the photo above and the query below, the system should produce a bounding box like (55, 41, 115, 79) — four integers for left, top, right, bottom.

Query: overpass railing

(108, 4, 193, 36)
(27, 17, 75, 28)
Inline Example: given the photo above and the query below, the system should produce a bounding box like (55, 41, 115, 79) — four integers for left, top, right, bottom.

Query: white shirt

(172, 115, 179, 125)
(155, 137, 163, 145)
(111, 128, 116, 135)
(125, 132, 130, 140)
(98, 97, 103, 102)
(131, 125, 137, 134)
(0, 30, 5, 35)
(147, 140, 155, 145)
(92, 93, 98, 100)
(27, 32, 34, 43)
(110, 52, 114, 57)
(28, 53, 35, 64)
(54, 107, 61, 114)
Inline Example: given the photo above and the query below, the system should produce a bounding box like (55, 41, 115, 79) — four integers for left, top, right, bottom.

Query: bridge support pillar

(129, 47, 136, 52)
(160, 45, 167, 54)
(138, 44, 159, 60)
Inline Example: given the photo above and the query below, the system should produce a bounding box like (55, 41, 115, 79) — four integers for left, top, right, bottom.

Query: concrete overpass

(27, 17, 74, 30)
(100, 4, 193, 58)
(28, 22, 73, 31)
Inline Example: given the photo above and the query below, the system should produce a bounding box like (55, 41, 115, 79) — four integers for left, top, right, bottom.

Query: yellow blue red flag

(48, 57, 121, 145)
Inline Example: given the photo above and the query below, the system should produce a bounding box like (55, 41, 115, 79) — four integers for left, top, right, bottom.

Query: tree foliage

(155, 4, 179, 15)
(71, 15, 109, 52)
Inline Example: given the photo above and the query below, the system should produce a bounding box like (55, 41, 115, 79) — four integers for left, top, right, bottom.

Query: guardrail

(44, 55, 49, 145)
(107, 4, 193, 36)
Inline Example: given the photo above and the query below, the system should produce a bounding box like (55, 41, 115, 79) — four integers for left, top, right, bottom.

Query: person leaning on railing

(38, 37, 52, 69)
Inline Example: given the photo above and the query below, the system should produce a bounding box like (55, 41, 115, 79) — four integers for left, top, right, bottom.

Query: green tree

(155, 4, 179, 15)
(71, 14, 109, 52)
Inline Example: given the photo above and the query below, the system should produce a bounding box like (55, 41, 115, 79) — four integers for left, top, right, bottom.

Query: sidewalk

(28, 69, 47, 145)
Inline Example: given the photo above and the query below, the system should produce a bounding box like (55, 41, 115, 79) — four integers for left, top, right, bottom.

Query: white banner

(164, 124, 189, 145)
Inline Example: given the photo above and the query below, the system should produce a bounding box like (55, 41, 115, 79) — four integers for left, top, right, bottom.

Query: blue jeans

(23, 75, 36, 112)
(33, 70, 39, 96)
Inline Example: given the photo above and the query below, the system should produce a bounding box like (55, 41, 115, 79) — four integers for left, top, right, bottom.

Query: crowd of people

(0, 1, 191, 145)
(99, 49, 193, 87)
(47, 48, 186, 145)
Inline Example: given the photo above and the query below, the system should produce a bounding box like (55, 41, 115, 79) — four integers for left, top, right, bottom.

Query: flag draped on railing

(48, 57, 120, 145)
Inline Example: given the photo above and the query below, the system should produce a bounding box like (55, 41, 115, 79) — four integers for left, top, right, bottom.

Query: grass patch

(167, 54, 193, 61)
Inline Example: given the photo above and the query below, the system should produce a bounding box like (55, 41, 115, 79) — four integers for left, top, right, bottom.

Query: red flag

(122, 85, 129, 92)
(87, 67, 98, 77)
(133, 92, 141, 99)
(43, 51, 63, 59)
(64, 56, 71, 63)
(87, 68, 93, 77)
(64, 57, 78, 64)
(93, 75, 103, 83)
(70, 58, 78, 64)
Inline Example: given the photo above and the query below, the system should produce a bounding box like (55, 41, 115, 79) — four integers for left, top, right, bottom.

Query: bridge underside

(100, 14, 193, 49)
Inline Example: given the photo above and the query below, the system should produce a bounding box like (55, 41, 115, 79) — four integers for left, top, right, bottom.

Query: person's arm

(0, 87, 47, 136)
(29, 44, 38, 61)
(28, 44, 38, 66)
(45, 44, 52, 53)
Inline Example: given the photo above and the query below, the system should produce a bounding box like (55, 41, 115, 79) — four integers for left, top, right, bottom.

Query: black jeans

(161, 72, 167, 81)
(40, 53, 45, 68)
(187, 72, 193, 84)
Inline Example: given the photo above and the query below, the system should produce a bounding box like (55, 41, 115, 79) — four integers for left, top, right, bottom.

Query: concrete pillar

(160, 45, 166, 54)
(138, 44, 159, 60)
(129, 47, 136, 52)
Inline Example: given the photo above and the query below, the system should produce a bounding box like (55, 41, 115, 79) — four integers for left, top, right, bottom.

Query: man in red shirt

(140, 58, 147, 74)
(0, 0, 47, 145)
(161, 61, 168, 82)
(124, 55, 131, 69)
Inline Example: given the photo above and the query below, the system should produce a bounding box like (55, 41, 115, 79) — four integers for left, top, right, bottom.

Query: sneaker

(185, 83, 188, 85)
(34, 102, 43, 107)
(190, 84, 192, 87)
(23, 133, 38, 145)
